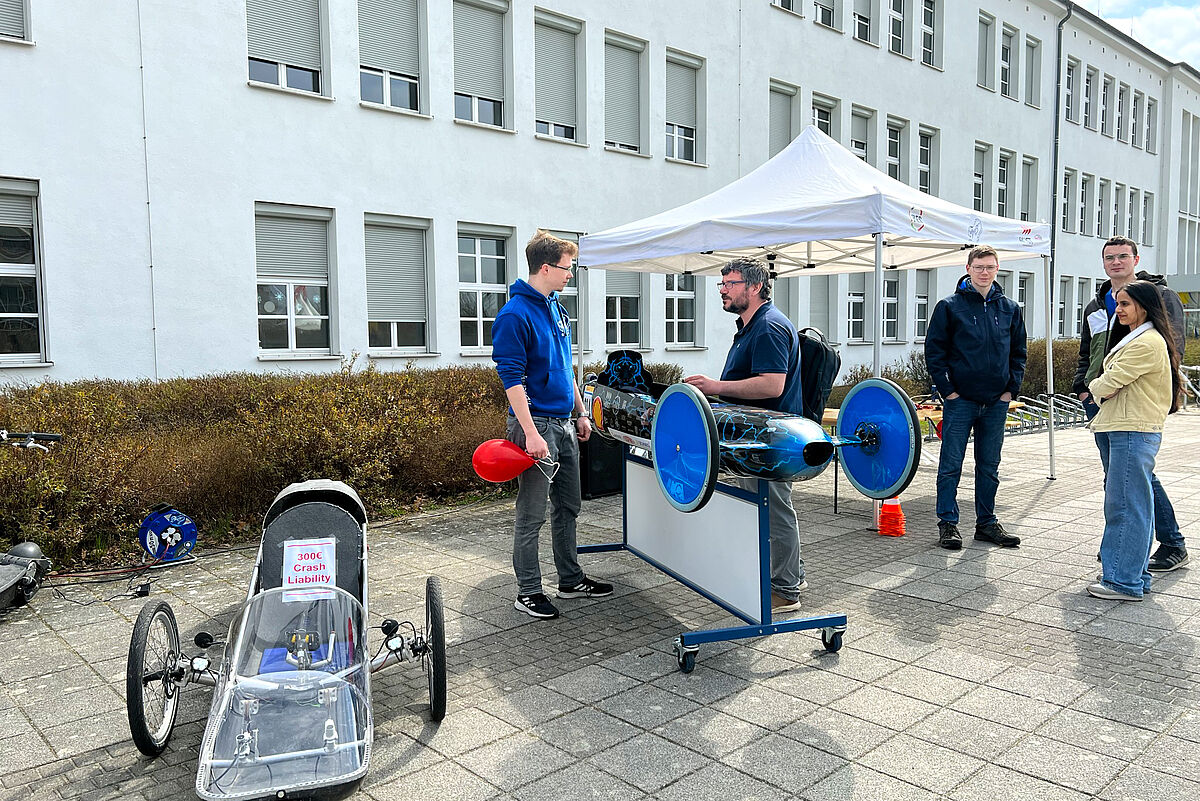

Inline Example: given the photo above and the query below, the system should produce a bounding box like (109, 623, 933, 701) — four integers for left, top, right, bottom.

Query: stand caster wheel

(673, 637, 699, 673)
(820, 627, 844, 653)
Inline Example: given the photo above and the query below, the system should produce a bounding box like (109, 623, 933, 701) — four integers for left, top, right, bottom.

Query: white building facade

(2, 0, 1198, 382)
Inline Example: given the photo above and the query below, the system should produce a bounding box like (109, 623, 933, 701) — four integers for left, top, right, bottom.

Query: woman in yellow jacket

(1087, 280, 1183, 601)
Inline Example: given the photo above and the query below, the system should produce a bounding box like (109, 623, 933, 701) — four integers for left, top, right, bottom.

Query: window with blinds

(365, 217, 429, 350)
(246, 0, 324, 94)
(665, 52, 702, 163)
(254, 206, 332, 352)
(535, 13, 581, 141)
(0, 0, 25, 39)
(358, 0, 422, 112)
(605, 270, 641, 346)
(604, 34, 643, 152)
(768, 83, 796, 158)
(0, 179, 41, 361)
(453, 0, 508, 127)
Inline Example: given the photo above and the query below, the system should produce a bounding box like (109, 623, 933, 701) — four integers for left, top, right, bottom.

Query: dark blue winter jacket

(924, 276, 1027, 405)
(491, 279, 576, 417)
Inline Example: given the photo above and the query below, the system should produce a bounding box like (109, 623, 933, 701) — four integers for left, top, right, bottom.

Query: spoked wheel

(424, 576, 447, 722)
(126, 600, 181, 756)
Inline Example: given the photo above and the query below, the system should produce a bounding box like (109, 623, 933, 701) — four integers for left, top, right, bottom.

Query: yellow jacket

(1088, 326, 1172, 433)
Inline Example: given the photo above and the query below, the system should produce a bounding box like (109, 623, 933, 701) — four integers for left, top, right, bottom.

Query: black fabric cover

(258, 502, 364, 604)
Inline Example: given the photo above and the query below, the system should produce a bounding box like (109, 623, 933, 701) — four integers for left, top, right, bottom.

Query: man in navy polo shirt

(684, 257, 806, 612)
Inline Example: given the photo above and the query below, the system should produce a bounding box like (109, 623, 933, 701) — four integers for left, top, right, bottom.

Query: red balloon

(472, 439, 536, 482)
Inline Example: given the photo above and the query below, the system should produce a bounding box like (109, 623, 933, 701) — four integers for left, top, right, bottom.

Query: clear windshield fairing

(196, 586, 371, 800)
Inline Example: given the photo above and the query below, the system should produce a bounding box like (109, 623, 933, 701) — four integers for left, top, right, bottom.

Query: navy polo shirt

(719, 302, 804, 415)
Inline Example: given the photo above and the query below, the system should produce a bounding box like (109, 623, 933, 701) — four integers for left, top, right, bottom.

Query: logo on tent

(908, 207, 925, 232)
(1018, 227, 1044, 246)
(967, 216, 984, 244)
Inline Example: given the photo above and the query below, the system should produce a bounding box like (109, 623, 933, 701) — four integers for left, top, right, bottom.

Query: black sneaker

(514, 593, 560, 619)
(556, 576, 614, 599)
(1148, 545, 1189, 573)
(975, 522, 1021, 547)
(937, 521, 962, 550)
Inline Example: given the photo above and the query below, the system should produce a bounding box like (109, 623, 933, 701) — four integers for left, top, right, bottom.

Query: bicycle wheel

(424, 576, 447, 722)
(126, 600, 181, 756)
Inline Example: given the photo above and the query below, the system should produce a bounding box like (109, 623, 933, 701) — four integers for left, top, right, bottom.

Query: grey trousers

(507, 415, 585, 596)
(736, 477, 805, 601)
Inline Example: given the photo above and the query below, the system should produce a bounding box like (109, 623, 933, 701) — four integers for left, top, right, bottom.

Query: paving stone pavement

(2, 413, 1200, 801)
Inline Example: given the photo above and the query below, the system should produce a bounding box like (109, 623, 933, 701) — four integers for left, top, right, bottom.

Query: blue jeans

(1086, 398, 1184, 548)
(1095, 431, 1160, 597)
(936, 397, 1009, 526)
(507, 415, 585, 596)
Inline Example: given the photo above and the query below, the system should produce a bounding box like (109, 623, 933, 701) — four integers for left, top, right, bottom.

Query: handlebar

(0, 431, 63, 451)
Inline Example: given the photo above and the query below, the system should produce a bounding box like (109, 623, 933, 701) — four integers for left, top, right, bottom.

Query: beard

(723, 295, 749, 315)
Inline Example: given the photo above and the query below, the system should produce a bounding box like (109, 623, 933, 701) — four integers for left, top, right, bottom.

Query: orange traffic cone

(878, 497, 906, 537)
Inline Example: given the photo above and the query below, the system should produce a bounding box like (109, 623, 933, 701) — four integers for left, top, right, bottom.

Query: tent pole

(1044, 255, 1056, 480)
(872, 233, 883, 530)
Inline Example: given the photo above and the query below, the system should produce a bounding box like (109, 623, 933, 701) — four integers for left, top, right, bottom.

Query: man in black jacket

(925, 246, 1027, 550)
(1072, 236, 1188, 572)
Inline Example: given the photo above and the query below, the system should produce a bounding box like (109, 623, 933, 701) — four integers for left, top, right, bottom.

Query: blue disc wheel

(651, 383, 720, 513)
(836, 377, 921, 500)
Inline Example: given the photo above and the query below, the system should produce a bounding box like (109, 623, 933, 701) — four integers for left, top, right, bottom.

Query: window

(0, 0, 26, 40)
(458, 228, 509, 349)
(1117, 83, 1128, 142)
(548, 230, 583, 347)
(665, 52, 702, 163)
(1097, 179, 1110, 238)
(850, 109, 871, 163)
(605, 270, 641, 346)
(814, 0, 836, 28)
(886, 121, 904, 180)
(1076, 278, 1089, 334)
(665, 274, 696, 346)
(973, 144, 989, 212)
(769, 81, 798, 158)
(1146, 98, 1158, 153)
(1057, 277, 1068, 337)
(775, 0, 801, 11)
(852, 0, 872, 43)
(1113, 183, 1125, 236)
(1020, 157, 1037, 222)
(882, 276, 899, 340)
(920, 0, 938, 67)
(255, 204, 333, 352)
(1024, 35, 1041, 106)
(1000, 27, 1016, 98)
(1101, 75, 1113, 135)
(1131, 92, 1143, 148)
(246, 0, 324, 94)
(1017, 273, 1030, 312)
(997, 152, 1010, 217)
(914, 269, 930, 338)
(812, 95, 836, 136)
(1079, 174, 1092, 236)
(365, 216, 429, 351)
(1064, 59, 1078, 122)
(1083, 67, 1097, 128)
(918, 127, 936, 194)
(0, 180, 42, 362)
(535, 12, 582, 142)
(977, 14, 994, 89)
(846, 291, 865, 341)
(604, 33, 644, 152)
(453, 0, 508, 127)
(1128, 188, 1139, 240)
(1061, 169, 1076, 232)
(1143, 192, 1154, 245)
(358, 0, 421, 111)
(888, 0, 905, 55)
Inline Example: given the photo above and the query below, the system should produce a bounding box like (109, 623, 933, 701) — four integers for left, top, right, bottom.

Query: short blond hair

(525, 230, 578, 273)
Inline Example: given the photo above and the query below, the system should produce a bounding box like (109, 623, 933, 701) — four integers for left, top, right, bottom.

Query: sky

(1076, 1, 1200, 68)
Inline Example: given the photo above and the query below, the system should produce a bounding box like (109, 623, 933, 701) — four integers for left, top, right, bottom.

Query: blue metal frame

(578, 448, 848, 659)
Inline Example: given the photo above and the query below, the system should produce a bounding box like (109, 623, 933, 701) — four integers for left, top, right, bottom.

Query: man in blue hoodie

(924, 245, 1027, 550)
(492, 231, 612, 620)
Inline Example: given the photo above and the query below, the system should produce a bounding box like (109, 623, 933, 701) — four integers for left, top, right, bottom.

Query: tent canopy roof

(578, 127, 1051, 277)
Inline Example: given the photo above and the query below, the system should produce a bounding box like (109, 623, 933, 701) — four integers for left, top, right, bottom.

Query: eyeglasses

(1103, 253, 1135, 262)
(546, 262, 574, 272)
(716, 280, 747, 290)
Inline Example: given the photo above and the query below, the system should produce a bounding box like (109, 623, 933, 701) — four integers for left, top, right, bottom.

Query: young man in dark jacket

(1072, 236, 1188, 572)
(924, 246, 1027, 550)
(492, 231, 612, 619)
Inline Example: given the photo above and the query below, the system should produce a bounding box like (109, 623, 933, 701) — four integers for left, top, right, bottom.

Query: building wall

(1, 0, 1198, 383)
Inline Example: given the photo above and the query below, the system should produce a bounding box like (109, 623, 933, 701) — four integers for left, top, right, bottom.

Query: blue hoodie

(924, 276, 1027, 404)
(491, 279, 576, 417)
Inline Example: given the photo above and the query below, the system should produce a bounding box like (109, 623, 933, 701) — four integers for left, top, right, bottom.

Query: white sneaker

(1086, 582, 1142, 602)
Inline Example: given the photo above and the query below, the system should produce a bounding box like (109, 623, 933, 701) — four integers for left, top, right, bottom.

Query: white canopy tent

(578, 127, 1061, 474)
